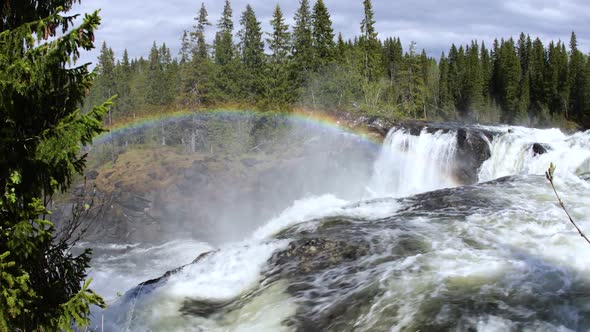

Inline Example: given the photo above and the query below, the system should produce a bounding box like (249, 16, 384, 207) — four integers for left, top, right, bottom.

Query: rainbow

(92, 108, 384, 147)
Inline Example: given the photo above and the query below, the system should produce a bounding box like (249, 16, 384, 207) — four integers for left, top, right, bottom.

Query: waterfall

(478, 126, 590, 182)
(368, 127, 459, 198)
(88, 119, 590, 332)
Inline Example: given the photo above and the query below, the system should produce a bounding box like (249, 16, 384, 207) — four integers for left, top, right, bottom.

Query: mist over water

(85, 116, 590, 331)
(368, 127, 459, 198)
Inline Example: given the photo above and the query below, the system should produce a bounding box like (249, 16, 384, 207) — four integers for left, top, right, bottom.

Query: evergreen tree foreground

(0, 1, 113, 330)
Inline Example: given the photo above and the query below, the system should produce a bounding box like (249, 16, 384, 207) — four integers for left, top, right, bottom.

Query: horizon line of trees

(86, 0, 590, 129)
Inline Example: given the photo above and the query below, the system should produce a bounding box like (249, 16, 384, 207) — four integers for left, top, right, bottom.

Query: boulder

(531, 143, 550, 156)
(388, 121, 497, 185)
(86, 170, 99, 180)
(272, 237, 370, 276)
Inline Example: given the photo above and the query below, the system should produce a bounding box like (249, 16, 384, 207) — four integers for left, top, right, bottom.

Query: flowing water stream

(87, 123, 590, 331)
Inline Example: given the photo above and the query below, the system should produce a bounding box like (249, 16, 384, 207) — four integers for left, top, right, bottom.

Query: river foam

(90, 124, 590, 331)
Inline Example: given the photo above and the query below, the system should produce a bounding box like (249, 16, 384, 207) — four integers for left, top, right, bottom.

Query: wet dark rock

(192, 250, 216, 263)
(532, 143, 550, 156)
(272, 238, 370, 276)
(454, 128, 493, 184)
(332, 112, 500, 185)
(180, 299, 231, 317)
(117, 192, 151, 212)
(241, 157, 260, 167)
(397, 176, 515, 218)
(391, 121, 497, 185)
(366, 117, 396, 137)
(120, 249, 216, 304)
(86, 170, 99, 180)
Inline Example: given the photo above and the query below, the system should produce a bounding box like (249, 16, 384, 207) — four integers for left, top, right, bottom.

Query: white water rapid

(89, 124, 590, 332)
(368, 127, 459, 197)
(478, 126, 590, 181)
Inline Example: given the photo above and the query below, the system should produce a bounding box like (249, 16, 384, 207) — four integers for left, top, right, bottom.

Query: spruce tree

(95, 42, 117, 123)
(438, 53, 453, 115)
(517, 33, 531, 74)
(498, 38, 522, 122)
(238, 4, 265, 103)
(211, 0, 239, 101)
(193, 2, 211, 61)
(180, 3, 213, 107)
(311, 0, 336, 69)
(267, 5, 290, 64)
(529, 38, 546, 116)
(115, 49, 133, 117)
(122, 49, 131, 72)
(557, 42, 570, 118)
(399, 42, 427, 117)
(490, 38, 501, 102)
(583, 56, 590, 127)
(0, 3, 110, 330)
(292, 0, 314, 77)
(146, 42, 164, 105)
(179, 30, 192, 64)
(383, 37, 403, 87)
(360, 0, 381, 81)
(569, 31, 585, 120)
(337, 33, 347, 62)
(239, 5, 264, 68)
(266, 5, 292, 107)
(480, 42, 492, 103)
(546, 41, 560, 116)
(159, 43, 178, 105)
(447, 44, 464, 113)
(214, 0, 234, 66)
(465, 41, 483, 116)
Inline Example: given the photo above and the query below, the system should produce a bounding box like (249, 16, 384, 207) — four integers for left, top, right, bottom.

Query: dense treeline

(86, 0, 590, 129)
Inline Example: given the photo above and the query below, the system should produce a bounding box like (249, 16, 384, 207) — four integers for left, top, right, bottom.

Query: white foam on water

(88, 239, 213, 301)
(130, 281, 297, 332)
(120, 239, 291, 332)
(91, 123, 590, 331)
(252, 194, 348, 240)
(368, 128, 459, 198)
(253, 195, 401, 240)
(479, 127, 590, 181)
(161, 240, 289, 301)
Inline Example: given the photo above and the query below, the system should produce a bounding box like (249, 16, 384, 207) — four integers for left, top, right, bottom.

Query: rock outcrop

(531, 143, 550, 156)
(337, 113, 500, 185)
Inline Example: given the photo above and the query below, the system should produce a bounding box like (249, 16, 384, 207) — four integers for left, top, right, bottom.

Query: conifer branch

(545, 163, 590, 246)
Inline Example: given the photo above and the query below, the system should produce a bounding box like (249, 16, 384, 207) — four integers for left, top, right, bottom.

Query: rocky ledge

(334, 111, 503, 185)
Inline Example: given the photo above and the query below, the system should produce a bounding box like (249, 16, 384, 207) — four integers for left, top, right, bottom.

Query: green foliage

(264, 5, 292, 108)
(360, 0, 381, 82)
(311, 0, 335, 69)
(238, 5, 265, 103)
(145, 42, 177, 106)
(291, 0, 314, 99)
(0, 3, 110, 330)
(267, 5, 290, 65)
(193, 2, 211, 61)
(214, 0, 234, 67)
(239, 5, 264, 69)
(84, 1, 590, 129)
(398, 43, 428, 117)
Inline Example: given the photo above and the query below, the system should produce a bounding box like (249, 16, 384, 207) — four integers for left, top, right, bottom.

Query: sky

(71, 0, 590, 66)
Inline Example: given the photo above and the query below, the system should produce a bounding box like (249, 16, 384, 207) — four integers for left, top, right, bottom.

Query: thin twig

(546, 164, 590, 245)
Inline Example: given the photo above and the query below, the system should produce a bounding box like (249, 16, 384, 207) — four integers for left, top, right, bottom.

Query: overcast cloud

(72, 0, 590, 65)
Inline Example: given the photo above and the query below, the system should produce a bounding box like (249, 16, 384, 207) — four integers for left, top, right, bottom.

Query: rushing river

(87, 123, 590, 331)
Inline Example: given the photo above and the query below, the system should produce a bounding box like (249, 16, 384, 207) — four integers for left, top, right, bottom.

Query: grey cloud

(71, 0, 590, 66)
